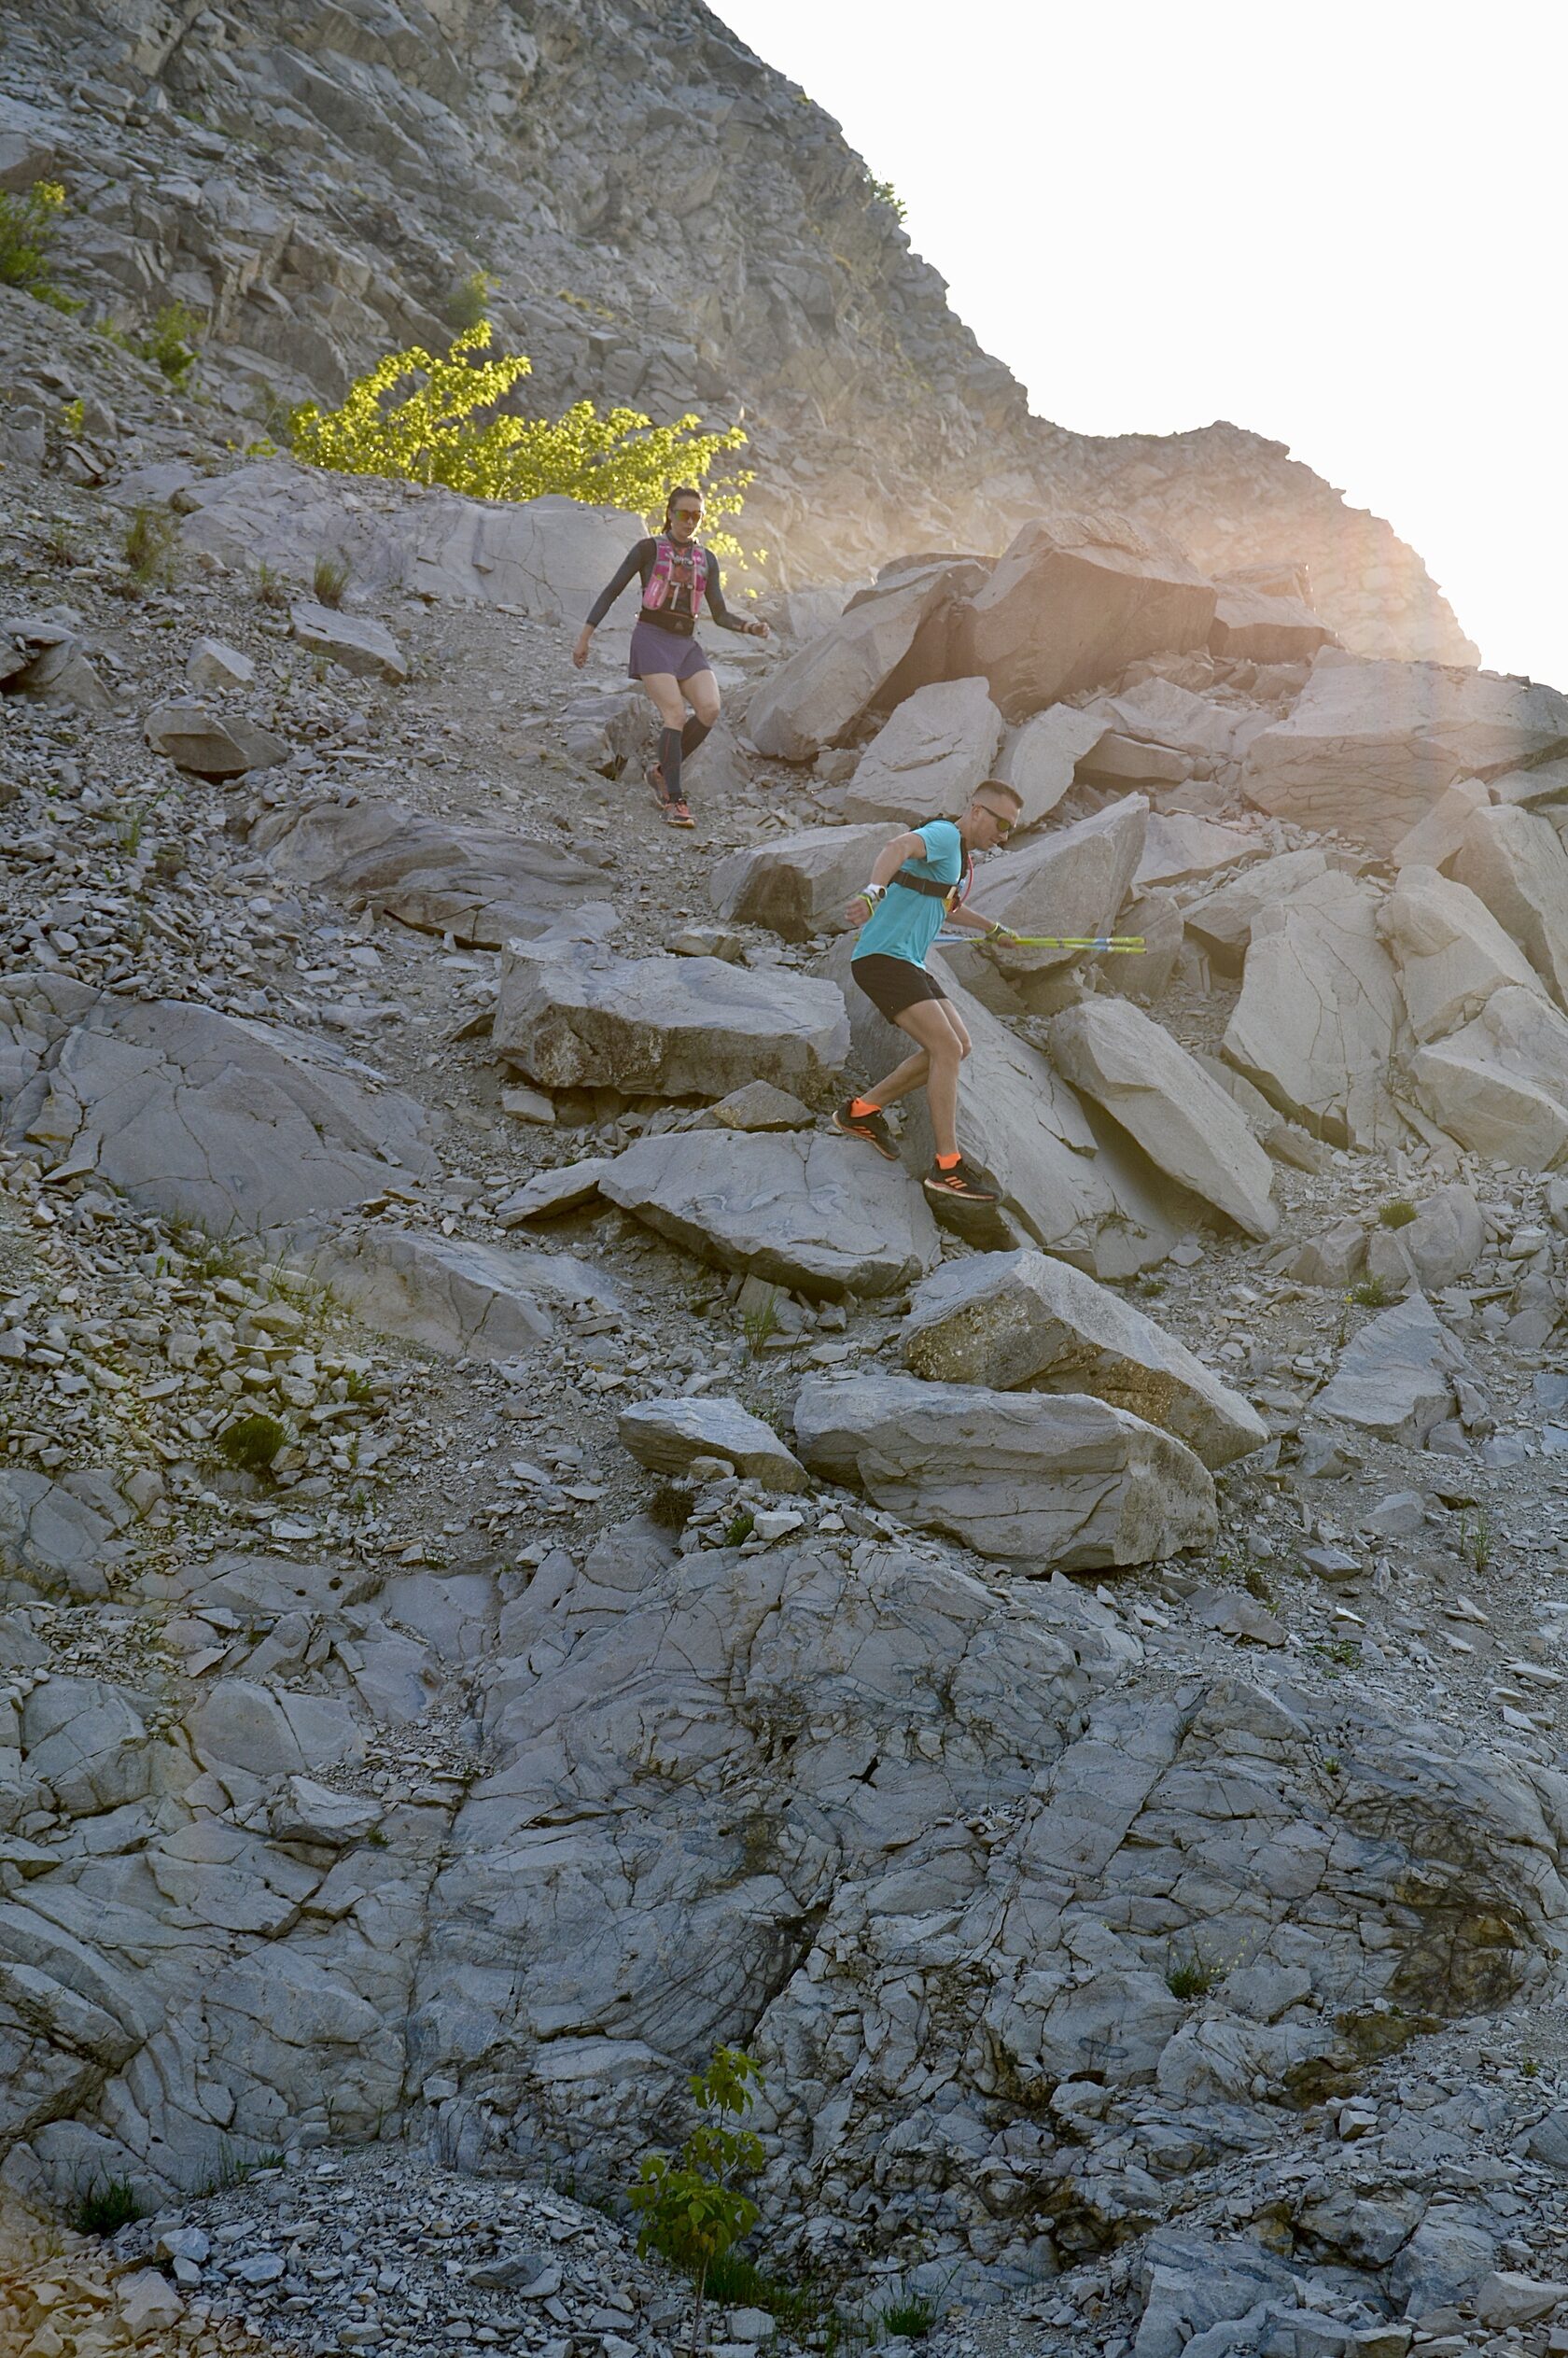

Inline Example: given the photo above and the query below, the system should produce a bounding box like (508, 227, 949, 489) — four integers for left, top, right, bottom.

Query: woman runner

(573, 485, 769, 827)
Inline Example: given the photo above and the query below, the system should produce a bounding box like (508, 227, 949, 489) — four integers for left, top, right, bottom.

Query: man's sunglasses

(979, 807, 1015, 835)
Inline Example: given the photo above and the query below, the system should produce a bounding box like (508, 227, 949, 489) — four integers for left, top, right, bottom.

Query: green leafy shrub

(629, 2046, 765, 2351)
(880, 2295, 938, 2338)
(71, 2177, 140, 2235)
(723, 1510, 755, 1549)
(288, 321, 752, 554)
(1165, 1945, 1221, 2000)
(866, 175, 907, 222)
(0, 180, 77, 307)
(138, 301, 203, 386)
(1379, 1199, 1417, 1229)
(313, 550, 350, 608)
(120, 504, 178, 591)
(445, 268, 497, 331)
(1350, 1277, 1390, 1309)
(219, 1413, 289, 1476)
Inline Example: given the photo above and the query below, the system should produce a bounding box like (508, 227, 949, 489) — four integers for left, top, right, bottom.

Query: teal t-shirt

(851, 821, 965, 969)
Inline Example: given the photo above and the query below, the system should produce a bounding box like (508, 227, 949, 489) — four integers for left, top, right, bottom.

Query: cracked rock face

(1222, 870, 1403, 1148)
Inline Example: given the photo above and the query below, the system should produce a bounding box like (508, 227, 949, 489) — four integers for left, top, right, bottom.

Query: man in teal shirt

(835, 779, 1023, 1203)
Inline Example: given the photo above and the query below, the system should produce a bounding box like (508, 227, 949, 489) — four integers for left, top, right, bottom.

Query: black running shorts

(851, 954, 948, 1022)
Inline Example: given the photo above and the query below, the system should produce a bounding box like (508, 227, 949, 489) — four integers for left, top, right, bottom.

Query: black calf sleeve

(659, 725, 684, 800)
(680, 715, 712, 761)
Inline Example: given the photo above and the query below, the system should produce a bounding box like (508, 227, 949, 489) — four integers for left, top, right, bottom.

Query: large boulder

(983, 795, 1148, 979)
(1313, 1294, 1469, 1445)
(1099, 677, 1243, 765)
(959, 513, 1216, 720)
(164, 459, 630, 624)
(1135, 815, 1263, 891)
(1378, 863, 1547, 1043)
(993, 706, 1110, 829)
(746, 556, 984, 760)
(492, 940, 848, 1100)
(1449, 803, 1568, 1009)
(792, 1371, 1216, 1567)
(253, 793, 608, 949)
(1208, 581, 1337, 663)
(596, 1130, 940, 1298)
(1390, 775, 1491, 870)
(836, 941, 1189, 1277)
(901, 1250, 1267, 1467)
(1, 1468, 134, 1604)
(1046, 997, 1279, 1239)
(826, 677, 1003, 825)
(1409, 987, 1568, 1168)
(318, 1226, 620, 1359)
(1183, 848, 1334, 970)
(144, 699, 287, 780)
(1, 992, 438, 1235)
(288, 600, 407, 684)
(1222, 870, 1403, 1147)
(617, 1397, 806, 1490)
(1241, 656, 1568, 852)
(1365, 1183, 1485, 1294)
(709, 822, 888, 943)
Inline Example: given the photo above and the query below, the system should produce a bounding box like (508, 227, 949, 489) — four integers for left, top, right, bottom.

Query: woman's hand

(749, 618, 771, 639)
(571, 626, 594, 669)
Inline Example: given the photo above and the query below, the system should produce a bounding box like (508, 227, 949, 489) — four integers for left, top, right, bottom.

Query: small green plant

(70, 2177, 140, 2236)
(343, 1367, 376, 1404)
(313, 549, 350, 608)
(1322, 1753, 1342, 1778)
(647, 1481, 694, 1532)
(1379, 1199, 1417, 1229)
(43, 514, 81, 566)
(1350, 1276, 1390, 1309)
(1165, 1944, 1221, 2000)
(121, 503, 178, 591)
(218, 1413, 289, 1477)
(445, 267, 498, 332)
(1522, 2054, 1541, 2079)
(879, 2295, 938, 2338)
(741, 1285, 780, 1355)
(866, 175, 907, 222)
(1459, 1510, 1492, 1573)
(1134, 1271, 1167, 1299)
(629, 2046, 765, 2356)
(723, 1510, 756, 1549)
(0, 179, 75, 304)
(60, 397, 85, 436)
(137, 301, 203, 387)
(253, 559, 289, 609)
(1243, 1560, 1278, 1607)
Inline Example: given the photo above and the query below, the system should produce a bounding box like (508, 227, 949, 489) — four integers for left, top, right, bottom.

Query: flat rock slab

(1183, 848, 1334, 967)
(0, 1467, 133, 1603)
(1241, 655, 1568, 852)
(826, 676, 1003, 825)
(985, 794, 1149, 979)
(994, 706, 1109, 829)
(319, 1226, 620, 1359)
(497, 1158, 616, 1226)
(1410, 985, 1568, 1168)
(1047, 997, 1279, 1239)
(959, 513, 1216, 720)
(1314, 1293, 1468, 1445)
(253, 793, 608, 948)
(1209, 582, 1336, 663)
(618, 1397, 807, 1490)
(1365, 1182, 1485, 1294)
(1136, 814, 1263, 891)
(1451, 801, 1568, 1009)
(3, 993, 438, 1236)
(901, 1248, 1267, 1467)
(596, 1129, 940, 1298)
(1222, 869, 1402, 1147)
(747, 556, 981, 760)
(289, 600, 408, 683)
(1379, 863, 1545, 1043)
(710, 821, 888, 942)
(493, 939, 849, 1100)
(144, 697, 287, 779)
(1390, 774, 1491, 869)
(792, 1371, 1215, 1567)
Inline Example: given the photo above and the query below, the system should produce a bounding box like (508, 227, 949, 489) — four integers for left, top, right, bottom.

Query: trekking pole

(933, 931, 1146, 952)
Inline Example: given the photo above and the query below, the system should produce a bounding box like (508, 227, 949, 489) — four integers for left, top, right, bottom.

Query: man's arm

(843, 830, 931, 925)
(944, 901, 1021, 939)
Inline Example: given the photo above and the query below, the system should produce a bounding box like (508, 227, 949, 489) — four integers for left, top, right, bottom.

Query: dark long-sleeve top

(584, 537, 749, 631)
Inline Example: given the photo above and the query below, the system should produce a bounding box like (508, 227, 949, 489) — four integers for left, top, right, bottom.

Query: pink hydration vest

(642, 535, 707, 619)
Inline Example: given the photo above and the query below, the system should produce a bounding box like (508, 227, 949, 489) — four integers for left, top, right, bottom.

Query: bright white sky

(711, 0, 1565, 687)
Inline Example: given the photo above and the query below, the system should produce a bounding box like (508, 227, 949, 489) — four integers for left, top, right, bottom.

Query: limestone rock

(826, 677, 1003, 825)
(1494, 755, 1568, 809)
(1410, 986, 1568, 1168)
(704, 1081, 814, 1130)
(1223, 870, 1402, 1146)
(255, 793, 608, 947)
(1379, 862, 1545, 1046)
(289, 599, 408, 683)
(0, 1468, 133, 1603)
(596, 1130, 940, 1298)
(618, 1397, 807, 1490)
(709, 821, 888, 942)
(2, 992, 438, 1235)
(993, 706, 1109, 828)
(1208, 581, 1337, 662)
(901, 1249, 1267, 1467)
(319, 1226, 620, 1359)
(271, 1776, 384, 1846)
(1450, 801, 1568, 1009)
(1389, 775, 1490, 869)
(1286, 1217, 1366, 1287)
(983, 794, 1148, 977)
(959, 513, 1216, 719)
(1047, 997, 1279, 1238)
(1102, 676, 1242, 764)
(1314, 1294, 1469, 1444)
(144, 697, 287, 779)
(496, 1159, 615, 1226)
(1077, 731, 1191, 786)
(1183, 848, 1333, 967)
(747, 556, 980, 759)
(1365, 1184, 1484, 1294)
(1241, 656, 1568, 852)
(1135, 814, 1263, 891)
(493, 939, 848, 1100)
(792, 1371, 1216, 1566)
(187, 637, 256, 693)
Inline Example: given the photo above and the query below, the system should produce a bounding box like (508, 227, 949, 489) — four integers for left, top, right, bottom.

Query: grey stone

(191, 1678, 365, 1778)
(747, 557, 980, 759)
(144, 697, 287, 779)
(1450, 801, 1568, 1009)
(1079, 730, 1192, 786)
(496, 1159, 615, 1226)
(0, 1468, 133, 1603)
(1223, 870, 1402, 1147)
(793, 1371, 1215, 1567)
(993, 706, 1110, 828)
(1361, 1491, 1427, 1538)
(1387, 2213, 1498, 2316)
(1135, 815, 1263, 891)
(289, 599, 408, 683)
(1389, 775, 1491, 870)
(1046, 997, 1279, 1239)
(1410, 986, 1568, 1168)
(1286, 1218, 1366, 1287)
(319, 1226, 620, 1358)
(492, 939, 848, 1100)
(1472, 2271, 1568, 2330)
(825, 676, 1003, 825)
(1314, 1294, 1469, 1445)
(1103, 676, 1247, 764)
(619, 1397, 807, 1491)
(597, 1129, 940, 1298)
(709, 822, 888, 942)
(187, 638, 256, 694)
(983, 794, 1148, 978)
(1189, 1586, 1285, 1645)
(1379, 863, 1546, 1042)
(1183, 849, 1334, 969)
(1494, 754, 1568, 808)
(704, 1081, 815, 1130)
(1209, 582, 1336, 663)
(1384, 1184, 1484, 1291)
(270, 1775, 384, 1846)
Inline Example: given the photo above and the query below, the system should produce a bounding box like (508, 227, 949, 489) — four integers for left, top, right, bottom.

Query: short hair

(973, 779, 1022, 809)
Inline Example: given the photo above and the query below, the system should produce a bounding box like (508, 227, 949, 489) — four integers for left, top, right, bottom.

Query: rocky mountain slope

(1, 0, 1477, 663)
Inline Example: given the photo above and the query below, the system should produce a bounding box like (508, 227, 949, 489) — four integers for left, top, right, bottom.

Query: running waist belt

(640, 608, 696, 637)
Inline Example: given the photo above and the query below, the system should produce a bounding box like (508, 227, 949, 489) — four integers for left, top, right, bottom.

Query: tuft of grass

(218, 1413, 289, 1477)
(1379, 1199, 1418, 1229)
(70, 2177, 140, 2236)
(0, 179, 73, 303)
(137, 301, 203, 387)
(445, 267, 498, 332)
(254, 559, 289, 610)
(1243, 1561, 1278, 1607)
(1165, 1944, 1221, 2000)
(741, 1286, 780, 1356)
(1459, 1510, 1492, 1573)
(879, 2295, 938, 2339)
(1322, 1753, 1342, 1778)
(121, 503, 178, 591)
(43, 515, 82, 567)
(866, 175, 907, 223)
(647, 1481, 693, 1532)
(313, 549, 350, 609)
(723, 1510, 756, 1549)
(1349, 1276, 1390, 1310)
